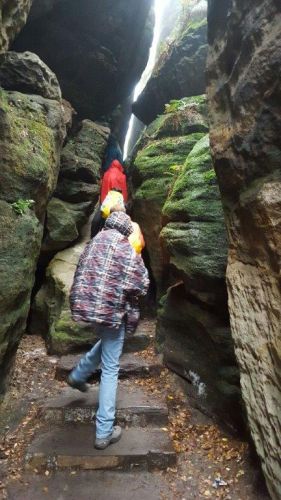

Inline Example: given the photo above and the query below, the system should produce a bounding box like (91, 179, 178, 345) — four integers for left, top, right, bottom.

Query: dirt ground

(0, 334, 270, 500)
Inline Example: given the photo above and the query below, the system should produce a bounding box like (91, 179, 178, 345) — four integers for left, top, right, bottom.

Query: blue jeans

(70, 322, 125, 438)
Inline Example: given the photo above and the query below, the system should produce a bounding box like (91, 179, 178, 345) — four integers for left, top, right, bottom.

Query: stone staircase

(55, 352, 162, 382)
(25, 323, 177, 474)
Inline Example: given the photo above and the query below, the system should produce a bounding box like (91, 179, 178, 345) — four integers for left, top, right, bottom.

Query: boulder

(0, 51, 62, 100)
(42, 198, 92, 253)
(54, 179, 100, 204)
(163, 134, 224, 223)
(60, 121, 109, 184)
(207, 0, 281, 496)
(0, 89, 66, 219)
(0, 87, 66, 393)
(160, 221, 227, 308)
(42, 120, 109, 253)
(133, 19, 208, 125)
(29, 241, 90, 352)
(13, 0, 154, 120)
(0, 0, 33, 52)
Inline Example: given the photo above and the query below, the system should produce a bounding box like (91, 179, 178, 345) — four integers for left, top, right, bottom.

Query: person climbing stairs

(25, 319, 176, 472)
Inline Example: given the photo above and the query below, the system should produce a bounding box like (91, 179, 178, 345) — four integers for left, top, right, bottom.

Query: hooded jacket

(101, 135, 123, 174)
(70, 212, 149, 332)
(100, 160, 128, 203)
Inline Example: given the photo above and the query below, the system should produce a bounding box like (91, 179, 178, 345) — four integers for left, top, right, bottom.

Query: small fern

(12, 199, 35, 215)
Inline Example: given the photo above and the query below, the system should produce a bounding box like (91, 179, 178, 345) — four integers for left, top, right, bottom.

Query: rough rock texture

(42, 198, 91, 253)
(158, 136, 241, 428)
(131, 96, 208, 288)
(0, 88, 66, 392)
(29, 240, 90, 353)
(0, 51, 61, 100)
(42, 120, 109, 253)
(131, 98, 241, 427)
(0, 89, 65, 219)
(0, 0, 33, 52)
(207, 1, 281, 496)
(13, 0, 153, 120)
(0, 201, 41, 394)
(133, 19, 208, 125)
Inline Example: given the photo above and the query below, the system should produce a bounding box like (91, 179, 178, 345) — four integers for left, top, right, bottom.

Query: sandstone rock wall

(0, 88, 66, 392)
(42, 120, 109, 254)
(158, 135, 241, 427)
(133, 18, 207, 125)
(207, 1, 281, 497)
(0, 0, 154, 394)
(0, 0, 33, 52)
(130, 97, 241, 427)
(13, 0, 154, 121)
(131, 96, 208, 289)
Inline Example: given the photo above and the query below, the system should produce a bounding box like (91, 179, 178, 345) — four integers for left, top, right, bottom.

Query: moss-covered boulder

(131, 96, 208, 288)
(42, 120, 109, 253)
(0, 87, 66, 393)
(163, 135, 223, 222)
(60, 120, 109, 183)
(0, 89, 66, 219)
(161, 134, 228, 307)
(29, 241, 90, 352)
(160, 221, 227, 308)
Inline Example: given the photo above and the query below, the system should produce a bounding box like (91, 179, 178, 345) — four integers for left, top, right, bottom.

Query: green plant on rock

(12, 199, 35, 215)
(170, 164, 182, 173)
(165, 99, 186, 114)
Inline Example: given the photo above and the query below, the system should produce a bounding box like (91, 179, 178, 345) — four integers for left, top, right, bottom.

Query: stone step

(56, 353, 162, 382)
(7, 470, 176, 500)
(41, 381, 168, 427)
(25, 426, 176, 472)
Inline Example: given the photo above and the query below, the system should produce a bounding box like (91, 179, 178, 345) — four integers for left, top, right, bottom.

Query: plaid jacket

(70, 213, 149, 332)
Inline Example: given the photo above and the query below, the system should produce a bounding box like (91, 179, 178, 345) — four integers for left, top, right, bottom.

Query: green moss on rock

(161, 221, 227, 282)
(0, 90, 65, 218)
(133, 133, 204, 191)
(48, 312, 95, 355)
(163, 134, 223, 222)
(0, 200, 42, 393)
(131, 98, 209, 291)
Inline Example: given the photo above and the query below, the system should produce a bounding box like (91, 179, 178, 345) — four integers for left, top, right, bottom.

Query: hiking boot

(95, 425, 122, 450)
(67, 374, 89, 393)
